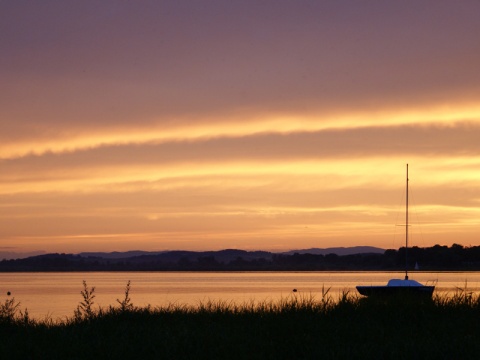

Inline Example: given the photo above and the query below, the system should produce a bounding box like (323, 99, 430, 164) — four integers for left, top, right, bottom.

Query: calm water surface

(1, 272, 479, 320)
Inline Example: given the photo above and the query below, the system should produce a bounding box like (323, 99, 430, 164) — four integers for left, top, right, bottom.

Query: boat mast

(405, 163, 409, 280)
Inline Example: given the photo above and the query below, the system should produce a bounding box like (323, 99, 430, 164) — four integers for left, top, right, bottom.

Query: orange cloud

(2, 1, 480, 253)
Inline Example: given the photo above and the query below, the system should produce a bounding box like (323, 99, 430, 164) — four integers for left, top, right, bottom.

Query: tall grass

(1, 283, 480, 359)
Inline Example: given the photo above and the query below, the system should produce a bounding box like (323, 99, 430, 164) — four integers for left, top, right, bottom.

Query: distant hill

(78, 249, 274, 263)
(1, 244, 479, 271)
(78, 250, 167, 259)
(281, 246, 385, 256)
(77, 246, 384, 260)
(0, 250, 46, 260)
(0, 247, 383, 262)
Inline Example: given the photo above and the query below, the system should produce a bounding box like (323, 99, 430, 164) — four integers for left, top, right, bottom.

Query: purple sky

(1, 1, 480, 253)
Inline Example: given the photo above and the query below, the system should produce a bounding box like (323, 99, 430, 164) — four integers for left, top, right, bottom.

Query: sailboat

(356, 164, 435, 297)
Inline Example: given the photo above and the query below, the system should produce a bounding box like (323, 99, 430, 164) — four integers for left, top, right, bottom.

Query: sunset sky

(1, 1, 480, 255)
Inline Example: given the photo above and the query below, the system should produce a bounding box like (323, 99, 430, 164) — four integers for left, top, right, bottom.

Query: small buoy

(7, 291, 11, 296)
(292, 289, 297, 292)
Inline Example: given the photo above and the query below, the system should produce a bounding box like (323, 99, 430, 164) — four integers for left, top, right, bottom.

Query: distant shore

(1, 244, 479, 272)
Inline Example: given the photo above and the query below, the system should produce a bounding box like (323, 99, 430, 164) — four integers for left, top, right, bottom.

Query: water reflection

(2, 272, 479, 319)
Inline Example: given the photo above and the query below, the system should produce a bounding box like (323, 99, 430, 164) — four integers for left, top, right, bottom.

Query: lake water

(1, 271, 479, 320)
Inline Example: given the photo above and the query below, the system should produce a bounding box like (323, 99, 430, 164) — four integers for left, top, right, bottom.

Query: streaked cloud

(1, 1, 480, 252)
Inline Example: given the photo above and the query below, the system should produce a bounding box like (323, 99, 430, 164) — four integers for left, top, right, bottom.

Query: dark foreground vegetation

(1, 282, 480, 359)
(1, 243, 480, 271)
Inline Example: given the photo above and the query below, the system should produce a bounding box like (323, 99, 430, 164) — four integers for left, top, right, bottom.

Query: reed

(1, 282, 480, 359)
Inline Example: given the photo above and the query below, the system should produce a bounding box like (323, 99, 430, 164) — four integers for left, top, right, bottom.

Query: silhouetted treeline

(0, 244, 479, 272)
